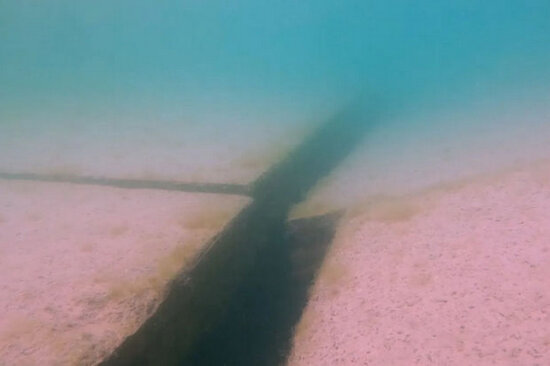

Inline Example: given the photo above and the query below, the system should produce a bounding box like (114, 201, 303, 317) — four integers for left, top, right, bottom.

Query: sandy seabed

(289, 162, 550, 366)
(0, 181, 249, 366)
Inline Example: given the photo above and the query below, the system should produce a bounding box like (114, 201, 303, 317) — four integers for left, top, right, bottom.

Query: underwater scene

(1, 1, 549, 365)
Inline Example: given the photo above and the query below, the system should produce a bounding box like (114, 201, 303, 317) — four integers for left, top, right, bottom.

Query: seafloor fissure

(183, 212, 341, 366)
(0, 171, 250, 196)
(99, 104, 374, 366)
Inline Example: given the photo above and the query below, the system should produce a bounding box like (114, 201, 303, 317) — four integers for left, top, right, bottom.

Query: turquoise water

(1, 1, 550, 181)
(2, 1, 549, 105)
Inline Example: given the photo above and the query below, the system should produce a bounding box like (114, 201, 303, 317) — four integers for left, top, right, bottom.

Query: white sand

(0, 180, 249, 365)
(289, 163, 550, 365)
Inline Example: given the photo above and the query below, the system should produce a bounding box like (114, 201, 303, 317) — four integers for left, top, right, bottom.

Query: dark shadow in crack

(183, 211, 341, 366)
(0, 171, 250, 196)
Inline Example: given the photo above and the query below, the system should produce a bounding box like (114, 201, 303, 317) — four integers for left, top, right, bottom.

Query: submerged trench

(99, 103, 375, 366)
(185, 211, 342, 366)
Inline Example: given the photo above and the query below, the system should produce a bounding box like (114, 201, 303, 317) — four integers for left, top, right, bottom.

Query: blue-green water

(2, 1, 549, 105)
(1, 1, 550, 182)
